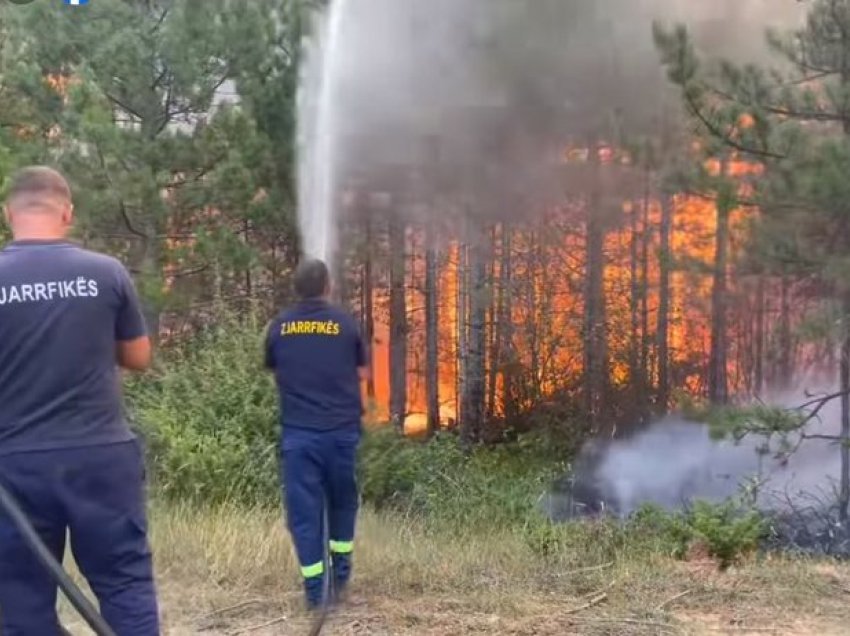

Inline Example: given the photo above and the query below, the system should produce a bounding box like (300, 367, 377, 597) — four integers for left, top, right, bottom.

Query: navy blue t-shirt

(0, 240, 147, 456)
(265, 299, 367, 431)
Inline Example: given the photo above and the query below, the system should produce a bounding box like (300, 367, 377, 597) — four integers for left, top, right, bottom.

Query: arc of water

(297, 0, 352, 269)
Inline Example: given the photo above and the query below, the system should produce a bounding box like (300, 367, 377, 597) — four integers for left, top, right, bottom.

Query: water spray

(298, 0, 353, 268)
(0, 481, 116, 636)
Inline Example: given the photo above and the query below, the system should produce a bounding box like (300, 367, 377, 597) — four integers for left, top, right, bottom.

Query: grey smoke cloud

(324, 0, 806, 220)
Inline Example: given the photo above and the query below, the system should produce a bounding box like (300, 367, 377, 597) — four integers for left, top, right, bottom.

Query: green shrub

(685, 500, 766, 570)
(359, 428, 565, 529)
(625, 500, 766, 570)
(127, 317, 570, 529)
(126, 317, 767, 569)
(127, 314, 280, 506)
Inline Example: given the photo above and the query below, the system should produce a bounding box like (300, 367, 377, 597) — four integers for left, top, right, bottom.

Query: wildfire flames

(365, 154, 760, 433)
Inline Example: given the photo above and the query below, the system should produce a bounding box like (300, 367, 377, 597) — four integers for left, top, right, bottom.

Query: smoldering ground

(544, 384, 850, 555)
(303, 0, 807, 234)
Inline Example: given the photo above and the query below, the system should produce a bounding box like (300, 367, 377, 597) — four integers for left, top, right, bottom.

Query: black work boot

(304, 574, 326, 611)
(331, 552, 351, 603)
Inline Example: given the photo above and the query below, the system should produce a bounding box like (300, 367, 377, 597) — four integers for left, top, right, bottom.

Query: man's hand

(117, 336, 152, 371)
(358, 366, 370, 382)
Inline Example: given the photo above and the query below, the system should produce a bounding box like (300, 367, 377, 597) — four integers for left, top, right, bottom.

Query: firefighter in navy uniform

(264, 259, 369, 610)
(0, 166, 160, 635)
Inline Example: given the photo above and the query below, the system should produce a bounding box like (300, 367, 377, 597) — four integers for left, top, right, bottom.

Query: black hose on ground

(0, 481, 116, 636)
(307, 500, 333, 636)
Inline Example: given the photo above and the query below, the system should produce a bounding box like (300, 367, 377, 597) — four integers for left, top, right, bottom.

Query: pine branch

(684, 91, 786, 160)
(94, 141, 147, 239)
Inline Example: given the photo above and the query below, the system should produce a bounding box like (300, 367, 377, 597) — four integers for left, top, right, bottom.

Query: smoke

(546, 385, 844, 521)
(310, 0, 807, 235)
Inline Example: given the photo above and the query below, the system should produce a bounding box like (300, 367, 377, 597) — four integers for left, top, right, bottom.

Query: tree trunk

(529, 232, 542, 401)
(777, 274, 792, 391)
(841, 304, 850, 522)
(657, 194, 673, 414)
(500, 227, 516, 421)
(584, 143, 608, 430)
(244, 218, 253, 299)
(754, 276, 765, 398)
(487, 225, 504, 420)
(629, 202, 642, 416)
(462, 224, 487, 446)
(333, 234, 348, 307)
(708, 158, 731, 405)
(640, 180, 652, 407)
(363, 213, 376, 400)
(389, 214, 407, 433)
(425, 222, 439, 437)
(457, 242, 468, 425)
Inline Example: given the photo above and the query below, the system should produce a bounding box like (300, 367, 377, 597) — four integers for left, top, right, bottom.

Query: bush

(684, 500, 766, 570)
(128, 317, 569, 528)
(125, 317, 767, 570)
(127, 315, 280, 506)
(359, 428, 566, 529)
(626, 500, 766, 570)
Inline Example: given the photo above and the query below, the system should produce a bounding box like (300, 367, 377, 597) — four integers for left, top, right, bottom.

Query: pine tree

(656, 0, 850, 518)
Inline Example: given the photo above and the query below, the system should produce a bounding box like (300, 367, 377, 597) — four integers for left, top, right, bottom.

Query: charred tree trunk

(754, 276, 765, 398)
(584, 144, 609, 430)
(389, 214, 407, 433)
(425, 222, 440, 437)
(334, 249, 348, 307)
(462, 224, 487, 446)
(528, 232, 544, 402)
(457, 242, 468, 425)
(629, 202, 642, 416)
(487, 225, 504, 421)
(708, 159, 731, 405)
(640, 181, 652, 405)
(777, 274, 793, 391)
(363, 214, 376, 400)
(841, 299, 850, 523)
(500, 227, 516, 422)
(657, 194, 673, 414)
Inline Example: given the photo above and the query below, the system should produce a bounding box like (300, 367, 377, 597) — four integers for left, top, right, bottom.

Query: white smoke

(554, 385, 844, 519)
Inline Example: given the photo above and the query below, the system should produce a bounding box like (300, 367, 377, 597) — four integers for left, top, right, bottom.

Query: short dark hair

(7, 166, 72, 206)
(293, 258, 330, 299)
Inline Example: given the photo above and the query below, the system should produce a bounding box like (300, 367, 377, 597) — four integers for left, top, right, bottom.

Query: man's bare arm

(117, 336, 152, 371)
(358, 366, 370, 382)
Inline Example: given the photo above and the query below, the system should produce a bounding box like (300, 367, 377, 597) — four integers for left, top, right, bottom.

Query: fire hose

(0, 480, 116, 636)
(307, 499, 333, 636)
(1, 478, 332, 636)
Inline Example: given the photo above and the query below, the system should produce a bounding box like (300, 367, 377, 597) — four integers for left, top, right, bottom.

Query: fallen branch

(201, 599, 265, 619)
(227, 616, 287, 635)
(656, 589, 692, 611)
(555, 561, 614, 577)
(569, 617, 677, 632)
(565, 592, 608, 614)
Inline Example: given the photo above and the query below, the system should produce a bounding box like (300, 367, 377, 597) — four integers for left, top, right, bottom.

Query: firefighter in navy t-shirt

(265, 259, 369, 610)
(0, 167, 160, 634)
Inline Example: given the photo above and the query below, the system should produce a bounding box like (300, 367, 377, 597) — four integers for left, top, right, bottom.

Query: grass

(58, 502, 850, 635)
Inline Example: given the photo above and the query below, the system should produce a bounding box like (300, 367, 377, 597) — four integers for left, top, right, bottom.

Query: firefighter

(0, 167, 160, 635)
(264, 258, 368, 610)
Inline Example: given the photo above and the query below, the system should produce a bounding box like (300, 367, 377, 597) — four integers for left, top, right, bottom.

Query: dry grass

(58, 504, 850, 635)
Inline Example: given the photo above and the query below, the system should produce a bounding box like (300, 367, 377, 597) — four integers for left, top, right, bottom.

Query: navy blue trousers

(0, 441, 159, 636)
(281, 425, 360, 595)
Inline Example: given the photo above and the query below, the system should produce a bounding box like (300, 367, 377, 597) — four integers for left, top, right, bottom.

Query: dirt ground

(63, 564, 850, 636)
(57, 506, 850, 635)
